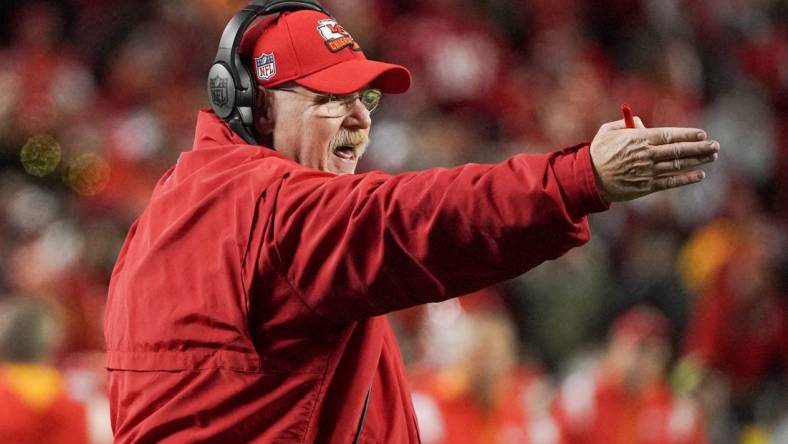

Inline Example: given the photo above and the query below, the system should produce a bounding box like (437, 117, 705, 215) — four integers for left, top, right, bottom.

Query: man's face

(608, 335, 669, 393)
(263, 85, 372, 175)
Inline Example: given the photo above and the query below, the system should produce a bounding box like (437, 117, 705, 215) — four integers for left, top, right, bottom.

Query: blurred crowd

(0, 0, 786, 443)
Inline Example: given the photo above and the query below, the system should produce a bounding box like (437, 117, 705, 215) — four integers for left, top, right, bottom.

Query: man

(553, 307, 708, 444)
(104, 7, 720, 443)
(409, 305, 557, 444)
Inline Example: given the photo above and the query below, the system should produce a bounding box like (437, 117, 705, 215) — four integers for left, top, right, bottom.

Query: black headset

(207, 0, 330, 145)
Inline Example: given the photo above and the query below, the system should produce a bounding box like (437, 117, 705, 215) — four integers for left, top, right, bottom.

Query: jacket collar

(192, 109, 258, 151)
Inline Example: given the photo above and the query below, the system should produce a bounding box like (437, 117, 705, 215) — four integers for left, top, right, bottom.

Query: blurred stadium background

(0, 0, 786, 443)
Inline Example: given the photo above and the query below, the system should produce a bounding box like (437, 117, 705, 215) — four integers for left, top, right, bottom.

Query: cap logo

(316, 19, 360, 52)
(255, 53, 277, 81)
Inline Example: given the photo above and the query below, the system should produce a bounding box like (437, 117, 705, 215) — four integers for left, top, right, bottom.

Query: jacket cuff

(552, 143, 610, 218)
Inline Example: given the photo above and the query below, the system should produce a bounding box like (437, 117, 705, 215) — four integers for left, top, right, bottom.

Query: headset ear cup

(207, 63, 237, 119)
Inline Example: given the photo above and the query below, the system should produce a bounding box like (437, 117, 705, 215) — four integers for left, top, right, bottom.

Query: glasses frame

(271, 84, 382, 115)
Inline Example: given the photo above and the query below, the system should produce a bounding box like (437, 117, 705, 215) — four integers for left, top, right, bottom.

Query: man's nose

(342, 99, 372, 130)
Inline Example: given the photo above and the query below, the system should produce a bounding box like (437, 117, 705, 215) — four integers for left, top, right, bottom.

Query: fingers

(650, 140, 721, 161)
(643, 127, 707, 144)
(590, 119, 718, 201)
(653, 153, 718, 175)
(651, 170, 706, 192)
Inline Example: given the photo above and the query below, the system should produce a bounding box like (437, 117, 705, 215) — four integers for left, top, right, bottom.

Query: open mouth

(332, 145, 356, 160)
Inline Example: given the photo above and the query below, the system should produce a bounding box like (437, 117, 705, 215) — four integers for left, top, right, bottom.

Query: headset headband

(207, 0, 329, 144)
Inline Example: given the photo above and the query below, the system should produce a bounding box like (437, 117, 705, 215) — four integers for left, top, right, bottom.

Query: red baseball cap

(610, 307, 671, 342)
(240, 10, 411, 95)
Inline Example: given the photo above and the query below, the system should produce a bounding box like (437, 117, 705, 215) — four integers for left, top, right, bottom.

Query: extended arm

(262, 144, 607, 323)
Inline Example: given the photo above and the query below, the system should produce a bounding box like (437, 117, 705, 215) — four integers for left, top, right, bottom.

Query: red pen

(621, 103, 635, 128)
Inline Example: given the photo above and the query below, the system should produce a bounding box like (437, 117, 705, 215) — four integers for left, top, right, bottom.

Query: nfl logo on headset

(209, 76, 229, 107)
(256, 53, 276, 81)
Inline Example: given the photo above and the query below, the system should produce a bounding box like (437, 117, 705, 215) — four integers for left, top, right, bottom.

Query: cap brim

(295, 59, 411, 95)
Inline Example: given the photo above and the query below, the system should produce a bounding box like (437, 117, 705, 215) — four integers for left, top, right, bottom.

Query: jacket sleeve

(261, 143, 609, 323)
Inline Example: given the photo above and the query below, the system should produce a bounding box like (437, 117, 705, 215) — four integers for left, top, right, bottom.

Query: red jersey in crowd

(0, 364, 89, 444)
(683, 263, 788, 395)
(412, 366, 559, 444)
(553, 366, 707, 444)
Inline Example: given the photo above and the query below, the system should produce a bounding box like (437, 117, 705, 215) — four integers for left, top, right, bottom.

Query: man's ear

(254, 87, 275, 136)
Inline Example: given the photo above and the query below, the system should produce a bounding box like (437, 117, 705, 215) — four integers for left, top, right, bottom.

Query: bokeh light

(19, 134, 61, 177)
(62, 153, 110, 196)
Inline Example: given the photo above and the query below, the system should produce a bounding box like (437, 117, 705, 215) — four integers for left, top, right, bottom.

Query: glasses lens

(360, 89, 382, 112)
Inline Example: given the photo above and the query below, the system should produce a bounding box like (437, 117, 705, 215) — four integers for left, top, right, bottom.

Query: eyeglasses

(272, 87, 382, 117)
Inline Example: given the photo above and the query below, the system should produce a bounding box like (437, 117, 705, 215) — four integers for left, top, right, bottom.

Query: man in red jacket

(553, 307, 708, 444)
(104, 4, 721, 443)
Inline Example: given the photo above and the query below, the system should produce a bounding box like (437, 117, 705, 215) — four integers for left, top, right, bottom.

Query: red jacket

(104, 110, 607, 443)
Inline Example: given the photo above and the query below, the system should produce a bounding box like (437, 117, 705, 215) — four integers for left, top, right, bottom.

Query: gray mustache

(330, 130, 369, 155)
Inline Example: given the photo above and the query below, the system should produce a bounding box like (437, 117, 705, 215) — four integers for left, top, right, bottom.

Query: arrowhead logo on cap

(316, 19, 361, 52)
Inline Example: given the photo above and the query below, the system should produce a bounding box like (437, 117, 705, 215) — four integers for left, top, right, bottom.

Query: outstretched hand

(590, 117, 720, 202)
